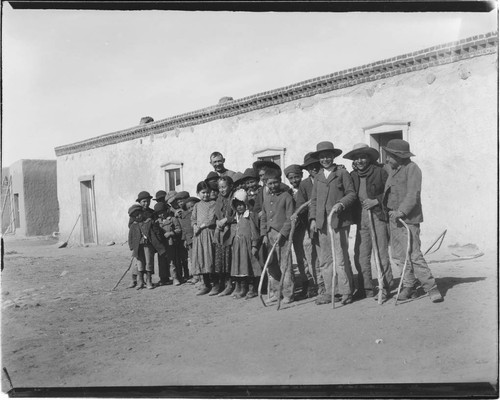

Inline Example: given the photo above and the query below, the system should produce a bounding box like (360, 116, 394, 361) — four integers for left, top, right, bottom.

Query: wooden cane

(112, 257, 135, 291)
(367, 209, 384, 305)
(258, 238, 280, 307)
(394, 218, 411, 306)
(327, 207, 337, 309)
(277, 200, 311, 311)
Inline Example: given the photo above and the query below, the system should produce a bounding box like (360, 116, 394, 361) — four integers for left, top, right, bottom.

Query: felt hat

(343, 143, 380, 162)
(232, 172, 245, 187)
(136, 191, 152, 202)
(185, 197, 201, 204)
(382, 139, 415, 158)
(263, 168, 281, 180)
(165, 191, 178, 204)
(153, 190, 167, 201)
(205, 171, 219, 183)
(284, 164, 303, 177)
(174, 191, 190, 201)
(241, 167, 259, 181)
(301, 152, 320, 169)
(310, 141, 342, 159)
(252, 160, 282, 174)
(153, 202, 169, 214)
(128, 204, 143, 216)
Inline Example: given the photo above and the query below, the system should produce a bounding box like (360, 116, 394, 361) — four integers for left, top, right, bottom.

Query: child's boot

(234, 278, 248, 299)
(218, 276, 234, 296)
(232, 279, 242, 298)
(136, 272, 145, 290)
(245, 277, 258, 299)
(208, 274, 221, 296)
(171, 264, 181, 286)
(127, 274, 137, 289)
(145, 272, 154, 290)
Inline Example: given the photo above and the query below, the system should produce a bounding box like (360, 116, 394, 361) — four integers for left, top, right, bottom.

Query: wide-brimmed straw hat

(252, 160, 281, 173)
(136, 191, 152, 202)
(343, 143, 380, 162)
(301, 152, 321, 169)
(310, 141, 342, 159)
(382, 139, 415, 158)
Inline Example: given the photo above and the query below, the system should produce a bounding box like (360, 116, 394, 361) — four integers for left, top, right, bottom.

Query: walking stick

(327, 207, 337, 309)
(58, 214, 81, 248)
(367, 209, 384, 305)
(277, 200, 311, 310)
(394, 218, 411, 306)
(112, 257, 135, 291)
(258, 238, 280, 307)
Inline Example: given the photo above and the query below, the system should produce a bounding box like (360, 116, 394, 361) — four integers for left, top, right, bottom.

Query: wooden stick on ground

(258, 238, 280, 307)
(112, 257, 135, 291)
(327, 207, 337, 309)
(367, 209, 384, 305)
(395, 218, 411, 306)
(277, 200, 311, 311)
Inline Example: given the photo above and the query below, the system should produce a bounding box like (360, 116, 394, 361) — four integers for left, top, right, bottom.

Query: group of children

(127, 141, 443, 305)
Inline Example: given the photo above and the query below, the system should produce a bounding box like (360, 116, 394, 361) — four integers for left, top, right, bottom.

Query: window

(253, 147, 286, 176)
(161, 162, 183, 192)
(363, 122, 410, 164)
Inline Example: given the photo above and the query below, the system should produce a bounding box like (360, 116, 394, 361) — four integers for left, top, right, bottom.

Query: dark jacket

(214, 193, 236, 246)
(309, 166, 356, 230)
(350, 165, 388, 223)
(260, 189, 294, 239)
(128, 219, 166, 258)
(383, 160, 424, 224)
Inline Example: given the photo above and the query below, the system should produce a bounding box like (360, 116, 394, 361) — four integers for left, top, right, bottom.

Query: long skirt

(192, 228, 215, 275)
(232, 235, 262, 277)
(214, 243, 232, 275)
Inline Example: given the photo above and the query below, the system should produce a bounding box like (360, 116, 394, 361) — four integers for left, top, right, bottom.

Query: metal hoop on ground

(395, 218, 411, 306)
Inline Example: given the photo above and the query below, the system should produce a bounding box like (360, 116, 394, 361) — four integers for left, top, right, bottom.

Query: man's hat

(310, 141, 342, 159)
(284, 164, 303, 177)
(241, 167, 259, 181)
(382, 139, 415, 159)
(232, 172, 245, 187)
(153, 202, 169, 214)
(252, 160, 281, 174)
(136, 191, 152, 202)
(174, 191, 190, 201)
(165, 191, 178, 204)
(185, 197, 201, 204)
(153, 190, 167, 201)
(301, 152, 321, 169)
(128, 204, 143, 216)
(343, 143, 380, 162)
(205, 171, 219, 183)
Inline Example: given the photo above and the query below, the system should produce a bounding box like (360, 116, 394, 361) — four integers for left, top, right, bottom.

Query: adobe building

(55, 32, 498, 250)
(1, 160, 59, 236)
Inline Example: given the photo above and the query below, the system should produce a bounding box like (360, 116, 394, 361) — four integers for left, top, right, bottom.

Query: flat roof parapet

(55, 31, 498, 157)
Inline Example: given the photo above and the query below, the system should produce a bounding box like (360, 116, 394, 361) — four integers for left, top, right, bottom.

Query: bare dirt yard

(1, 235, 498, 396)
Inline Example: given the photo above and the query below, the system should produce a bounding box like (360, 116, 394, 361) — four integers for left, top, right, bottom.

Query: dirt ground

(1, 235, 498, 395)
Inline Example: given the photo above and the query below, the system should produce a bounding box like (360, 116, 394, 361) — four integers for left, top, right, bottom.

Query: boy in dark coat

(382, 139, 443, 302)
(344, 143, 393, 301)
(309, 142, 356, 306)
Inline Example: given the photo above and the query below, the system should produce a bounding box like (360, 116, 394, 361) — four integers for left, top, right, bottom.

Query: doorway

(80, 180, 97, 244)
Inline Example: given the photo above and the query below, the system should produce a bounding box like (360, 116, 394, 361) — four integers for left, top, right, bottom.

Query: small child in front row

(260, 169, 295, 304)
(180, 197, 200, 284)
(231, 189, 262, 299)
(128, 199, 166, 290)
(191, 181, 217, 295)
(155, 202, 182, 286)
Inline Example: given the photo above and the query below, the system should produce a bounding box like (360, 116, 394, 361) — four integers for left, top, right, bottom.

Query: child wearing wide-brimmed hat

(191, 181, 217, 295)
(344, 143, 393, 301)
(231, 189, 262, 299)
(128, 192, 166, 290)
(382, 139, 443, 303)
(296, 152, 324, 297)
(309, 141, 357, 306)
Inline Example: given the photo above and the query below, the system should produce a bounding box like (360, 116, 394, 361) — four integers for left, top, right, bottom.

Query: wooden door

(80, 180, 95, 244)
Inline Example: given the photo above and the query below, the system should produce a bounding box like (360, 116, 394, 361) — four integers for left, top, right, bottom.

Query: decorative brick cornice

(55, 31, 498, 157)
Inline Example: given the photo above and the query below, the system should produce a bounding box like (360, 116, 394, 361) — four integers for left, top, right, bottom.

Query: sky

(1, 5, 497, 167)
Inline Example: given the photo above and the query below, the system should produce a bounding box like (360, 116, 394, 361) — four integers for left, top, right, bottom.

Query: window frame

(161, 161, 184, 192)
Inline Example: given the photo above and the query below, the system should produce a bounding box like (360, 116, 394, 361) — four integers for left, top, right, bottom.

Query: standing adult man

(343, 143, 393, 301)
(210, 152, 237, 180)
(382, 139, 443, 303)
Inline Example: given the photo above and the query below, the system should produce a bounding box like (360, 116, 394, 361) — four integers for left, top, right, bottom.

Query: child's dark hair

(218, 176, 233, 186)
(196, 181, 210, 193)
